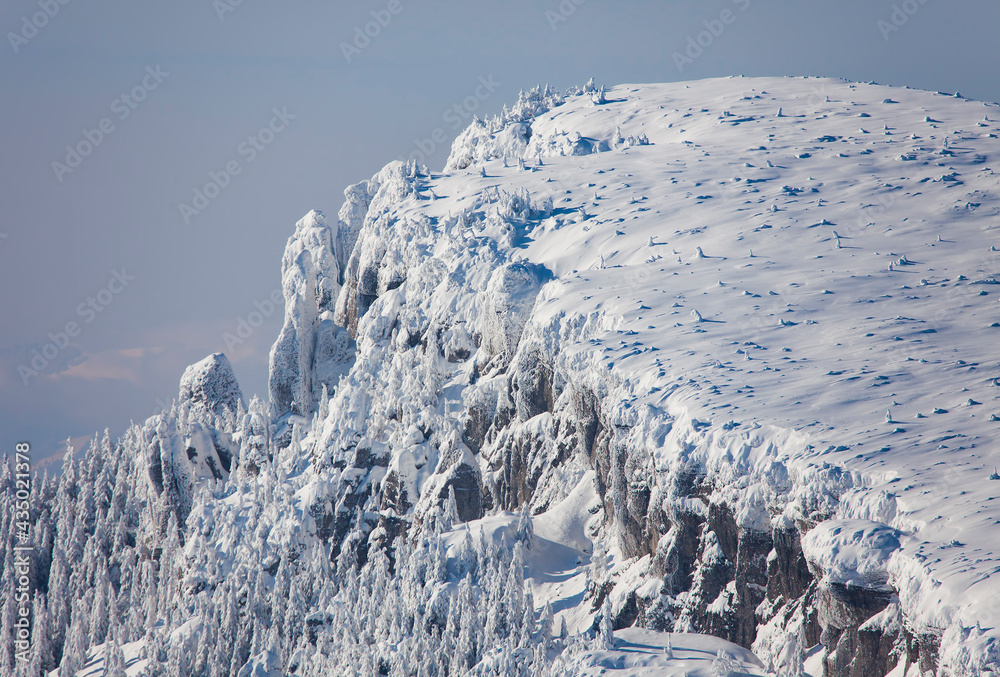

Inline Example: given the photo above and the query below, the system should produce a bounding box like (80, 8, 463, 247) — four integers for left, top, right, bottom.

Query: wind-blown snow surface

(286, 78, 1000, 672)
(20, 77, 1000, 677)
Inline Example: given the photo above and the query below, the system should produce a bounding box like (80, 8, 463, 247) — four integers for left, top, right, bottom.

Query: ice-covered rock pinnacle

(269, 209, 348, 422)
(179, 352, 243, 416)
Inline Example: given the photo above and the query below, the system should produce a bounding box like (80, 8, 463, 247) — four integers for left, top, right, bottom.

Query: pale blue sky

(2, 0, 999, 470)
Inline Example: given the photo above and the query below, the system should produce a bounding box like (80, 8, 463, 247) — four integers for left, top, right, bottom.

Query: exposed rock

(818, 581, 895, 676)
(334, 162, 419, 337)
(904, 629, 942, 677)
(766, 523, 814, 605)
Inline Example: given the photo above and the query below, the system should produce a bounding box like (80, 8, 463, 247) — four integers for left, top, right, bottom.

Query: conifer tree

(317, 384, 330, 424)
(284, 575, 308, 657)
(599, 598, 615, 650)
(46, 543, 71, 667)
(103, 626, 128, 677)
(515, 502, 534, 549)
(442, 485, 460, 532)
(89, 571, 111, 646)
(589, 541, 608, 592)
(784, 622, 806, 677)
(30, 592, 53, 674)
(59, 600, 90, 677)
(0, 578, 16, 675)
(539, 601, 554, 641)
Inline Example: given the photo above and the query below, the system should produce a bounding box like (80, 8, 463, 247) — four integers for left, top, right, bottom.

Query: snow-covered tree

(538, 601, 554, 641)
(103, 627, 128, 677)
(59, 599, 90, 677)
(31, 592, 53, 674)
(442, 485, 460, 532)
(599, 598, 615, 650)
(515, 502, 533, 549)
(589, 541, 608, 592)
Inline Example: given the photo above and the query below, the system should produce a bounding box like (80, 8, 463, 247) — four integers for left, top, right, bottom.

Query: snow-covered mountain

(4, 76, 1000, 677)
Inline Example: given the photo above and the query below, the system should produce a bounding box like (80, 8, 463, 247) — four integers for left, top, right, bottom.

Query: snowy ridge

(8, 77, 1000, 677)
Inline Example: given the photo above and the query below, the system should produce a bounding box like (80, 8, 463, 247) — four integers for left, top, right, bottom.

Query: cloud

(0, 342, 85, 387)
(58, 345, 167, 383)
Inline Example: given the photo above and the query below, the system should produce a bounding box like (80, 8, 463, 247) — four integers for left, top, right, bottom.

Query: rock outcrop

(179, 352, 243, 416)
(269, 209, 354, 422)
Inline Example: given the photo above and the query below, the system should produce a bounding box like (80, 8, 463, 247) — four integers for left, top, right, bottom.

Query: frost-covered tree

(103, 627, 128, 677)
(89, 570, 111, 646)
(778, 623, 806, 677)
(59, 599, 90, 677)
(0, 579, 15, 675)
(599, 598, 615, 650)
(30, 592, 53, 674)
(589, 541, 608, 592)
(441, 485, 460, 532)
(539, 601, 554, 641)
(515, 502, 534, 549)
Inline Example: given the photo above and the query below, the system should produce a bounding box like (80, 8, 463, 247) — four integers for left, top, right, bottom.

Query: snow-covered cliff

(8, 77, 1000, 677)
(275, 77, 1000, 675)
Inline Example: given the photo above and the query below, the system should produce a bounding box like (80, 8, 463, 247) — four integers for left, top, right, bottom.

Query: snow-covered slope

(9, 77, 1000, 677)
(565, 628, 767, 676)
